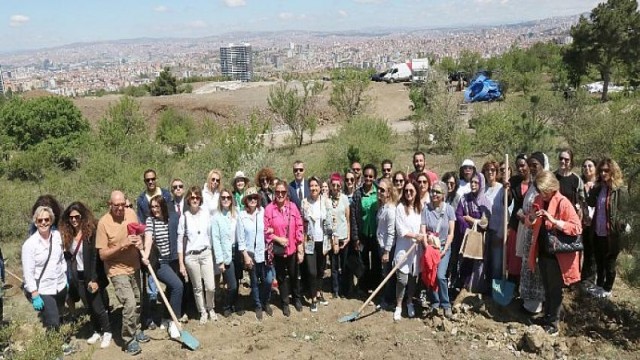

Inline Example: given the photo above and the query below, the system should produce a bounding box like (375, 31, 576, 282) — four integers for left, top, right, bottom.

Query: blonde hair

(218, 187, 237, 218)
(535, 170, 560, 196)
(598, 158, 624, 189)
(32, 206, 55, 225)
(206, 169, 222, 192)
(378, 178, 398, 205)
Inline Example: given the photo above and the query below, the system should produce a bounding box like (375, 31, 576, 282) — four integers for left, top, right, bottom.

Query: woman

(528, 171, 582, 335)
(518, 152, 547, 313)
(580, 158, 598, 289)
(421, 181, 455, 318)
(202, 169, 222, 218)
(454, 173, 491, 292)
(376, 178, 397, 309)
(256, 168, 276, 209)
(457, 159, 479, 197)
(416, 173, 431, 208)
(321, 181, 330, 198)
(483, 161, 507, 281)
(237, 187, 273, 320)
(325, 173, 352, 299)
(22, 206, 72, 354)
(343, 170, 357, 204)
(178, 186, 216, 324)
(586, 158, 629, 298)
(442, 172, 461, 211)
(264, 181, 304, 316)
(141, 195, 184, 336)
(232, 171, 249, 212)
(392, 171, 407, 194)
(212, 188, 243, 317)
(59, 202, 112, 348)
(506, 154, 530, 280)
(393, 181, 424, 321)
(301, 177, 329, 312)
(29, 195, 62, 235)
(554, 149, 585, 212)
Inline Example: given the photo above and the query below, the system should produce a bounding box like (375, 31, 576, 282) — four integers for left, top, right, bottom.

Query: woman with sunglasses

(505, 154, 529, 282)
(264, 181, 304, 316)
(203, 169, 223, 218)
(586, 158, 629, 298)
(482, 161, 508, 281)
(392, 171, 407, 194)
(326, 173, 352, 299)
(554, 149, 585, 216)
(421, 181, 455, 318)
(580, 158, 597, 290)
(60, 202, 113, 349)
(256, 168, 276, 209)
(416, 173, 431, 208)
(22, 206, 73, 354)
(212, 188, 244, 317)
(457, 159, 480, 197)
(393, 181, 424, 321)
(343, 170, 357, 205)
(237, 187, 273, 320)
(141, 195, 184, 337)
(301, 176, 330, 312)
(376, 178, 397, 310)
(28, 194, 62, 236)
(178, 186, 216, 324)
(441, 172, 461, 211)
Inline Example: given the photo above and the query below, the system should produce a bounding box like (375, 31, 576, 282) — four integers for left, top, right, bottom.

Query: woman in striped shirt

(142, 195, 184, 335)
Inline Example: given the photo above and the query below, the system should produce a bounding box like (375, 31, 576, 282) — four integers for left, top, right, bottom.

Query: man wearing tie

(288, 160, 310, 211)
(169, 178, 192, 320)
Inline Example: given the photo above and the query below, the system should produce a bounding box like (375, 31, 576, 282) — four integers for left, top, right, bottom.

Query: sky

(2, 0, 601, 51)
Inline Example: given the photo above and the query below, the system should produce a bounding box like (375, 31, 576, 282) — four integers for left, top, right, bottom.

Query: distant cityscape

(0, 14, 578, 97)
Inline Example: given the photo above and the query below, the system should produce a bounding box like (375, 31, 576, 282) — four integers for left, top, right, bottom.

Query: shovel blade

(338, 311, 360, 323)
(180, 330, 200, 350)
(492, 278, 515, 307)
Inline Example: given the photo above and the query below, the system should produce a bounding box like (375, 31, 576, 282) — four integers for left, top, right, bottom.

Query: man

(378, 159, 393, 182)
(351, 161, 363, 188)
(136, 169, 172, 224)
(408, 151, 439, 186)
(96, 191, 150, 356)
(288, 160, 310, 211)
(168, 178, 193, 321)
(170, 178, 185, 216)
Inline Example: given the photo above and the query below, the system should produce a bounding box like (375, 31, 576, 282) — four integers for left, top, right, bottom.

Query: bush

(156, 108, 196, 155)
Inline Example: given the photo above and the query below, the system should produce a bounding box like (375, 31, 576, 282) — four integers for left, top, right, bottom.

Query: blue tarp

(464, 73, 502, 103)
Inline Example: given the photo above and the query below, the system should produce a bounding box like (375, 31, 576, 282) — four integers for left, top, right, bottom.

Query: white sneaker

(168, 321, 180, 339)
(179, 314, 189, 323)
(393, 307, 402, 321)
(407, 303, 415, 318)
(599, 290, 612, 299)
(87, 332, 101, 345)
(199, 312, 208, 325)
(208, 309, 218, 322)
(100, 332, 112, 349)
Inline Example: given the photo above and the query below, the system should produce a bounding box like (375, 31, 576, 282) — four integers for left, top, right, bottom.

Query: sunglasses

(211, 178, 220, 183)
(190, 196, 201, 201)
(404, 188, 416, 194)
(125, 204, 133, 208)
(69, 214, 82, 221)
(144, 177, 156, 183)
(600, 168, 610, 173)
(172, 184, 184, 190)
(394, 179, 405, 183)
(275, 190, 287, 196)
(331, 183, 342, 188)
(345, 178, 355, 183)
(221, 196, 232, 201)
(378, 187, 387, 194)
(559, 157, 571, 162)
(418, 180, 429, 184)
(351, 168, 361, 172)
(36, 217, 51, 224)
(293, 168, 304, 173)
(364, 174, 375, 179)
(111, 202, 126, 208)
(486, 168, 496, 173)
(430, 190, 444, 195)
(383, 168, 392, 172)
(260, 177, 269, 182)
(247, 196, 259, 201)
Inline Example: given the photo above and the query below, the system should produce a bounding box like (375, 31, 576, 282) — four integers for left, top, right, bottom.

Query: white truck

(383, 58, 429, 83)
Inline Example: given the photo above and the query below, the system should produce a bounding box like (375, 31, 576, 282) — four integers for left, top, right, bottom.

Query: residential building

(220, 43, 252, 81)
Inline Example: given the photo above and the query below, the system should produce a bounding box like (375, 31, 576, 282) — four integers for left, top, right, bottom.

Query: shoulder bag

(22, 233, 53, 302)
(545, 198, 584, 254)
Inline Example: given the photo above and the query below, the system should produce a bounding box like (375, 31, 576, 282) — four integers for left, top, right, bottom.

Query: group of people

(18, 150, 629, 356)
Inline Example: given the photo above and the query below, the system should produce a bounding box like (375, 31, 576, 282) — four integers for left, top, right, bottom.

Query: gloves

(32, 295, 44, 311)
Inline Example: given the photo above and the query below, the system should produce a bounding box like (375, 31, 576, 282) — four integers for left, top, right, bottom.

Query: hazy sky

(3, 0, 600, 51)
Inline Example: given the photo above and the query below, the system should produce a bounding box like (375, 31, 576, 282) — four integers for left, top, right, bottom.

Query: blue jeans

(486, 229, 504, 281)
(330, 242, 351, 296)
(223, 261, 239, 310)
(156, 261, 184, 318)
(430, 247, 451, 309)
(249, 262, 274, 309)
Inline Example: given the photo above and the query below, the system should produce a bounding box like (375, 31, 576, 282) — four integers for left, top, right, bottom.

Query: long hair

(598, 158, 624, 189)
(206, 169, 222, 193)
(59, 202, 97, 250)
(401, 180, 422, 215)
(379, 178, 398, 205)
(218, 187, 237, 218)
(581, 158, 597, 182)
(255, 167, 275, 188)
(150, 195, 169, 223)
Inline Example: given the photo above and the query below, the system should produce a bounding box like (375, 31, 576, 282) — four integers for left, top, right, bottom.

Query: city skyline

(4, 0, 600, 52)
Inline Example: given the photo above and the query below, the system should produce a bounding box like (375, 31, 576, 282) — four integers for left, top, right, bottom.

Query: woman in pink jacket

(264, 181, 304, 317)
(527, 171, 582, 336)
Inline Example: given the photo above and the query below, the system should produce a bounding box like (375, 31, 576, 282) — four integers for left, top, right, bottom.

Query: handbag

(544, 198, 584, 254)
(22, 233, 53, 302)
(271, 205, 290, 257)
(459, 222, 484, 260)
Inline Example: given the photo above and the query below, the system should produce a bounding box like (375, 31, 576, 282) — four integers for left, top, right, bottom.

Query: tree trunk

(601, 68, 610, 102)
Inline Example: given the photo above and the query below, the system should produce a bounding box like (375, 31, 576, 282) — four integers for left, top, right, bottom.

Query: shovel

(492, 154, 515, 306)
(143, 257, 200, 350)
(339, 242, 418, 323)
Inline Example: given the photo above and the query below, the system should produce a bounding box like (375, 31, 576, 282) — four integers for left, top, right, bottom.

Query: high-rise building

(0, 65, 4, 95)
(220, 43, 253, 81)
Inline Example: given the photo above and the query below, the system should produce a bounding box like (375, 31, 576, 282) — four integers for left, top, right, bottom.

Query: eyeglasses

(394, 178, 405, 183)
(36, 217, 51, 224)
(189, 196, 201, 201)
(446, 181, 456, 186)
(221, 196, 232, 201)
(404, 189, 416, 194)
(211, 178, 220, 183)
(125, 204, 133, 208)
(383, 168, 392, 172)
(293, 168, 304, 173)
(418, 180, 429, 184)
(144, 177, 156, 183)
(364, 174, 375, 179)
(111, 203, 126, 208)
(351, 167, 361, 172)
(248, 196, 259, 202)
(559, 157, 571, 162)
(69, 214, 82, 221)
(486, 168, 496, 173)
(172, 184, 184, 190)
(260, 177, 269, 183)
(430, 190, 444, 195)
(331, 183, 342, 188)
(345, 178, 355, 183)
(599, 167, 610, 173)
(378, 187, 387, 194)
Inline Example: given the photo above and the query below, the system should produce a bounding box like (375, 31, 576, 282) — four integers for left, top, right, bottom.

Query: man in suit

(288, 160, 310, 211)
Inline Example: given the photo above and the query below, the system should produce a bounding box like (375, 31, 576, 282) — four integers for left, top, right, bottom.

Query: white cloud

(338, 10, 348, 17)
(278, 12, 294, 20)
(223, 0, 246, 7)
(187, 20, 208, 28)
(9, 14, 30, 27)
(153, 5, 169, 13)
(353, 0, 385, 4)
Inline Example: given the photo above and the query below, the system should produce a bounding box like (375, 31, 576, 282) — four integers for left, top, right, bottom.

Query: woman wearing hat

(232, 171, 250, 212)
(237, 187, 273, 320)
(457, 159, 480, 197)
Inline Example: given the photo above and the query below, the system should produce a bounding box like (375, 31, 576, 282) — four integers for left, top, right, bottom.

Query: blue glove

(32, 295, 44, 311)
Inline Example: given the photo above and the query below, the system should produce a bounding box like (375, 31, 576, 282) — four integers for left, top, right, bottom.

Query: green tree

(329, 68, 371, 120)
(97, 96, 147, 149)
(156, 108, 196, 155)
(149, 67, 178, 96)
(564, 0, 640, 101)
(267, 80, 324, 147)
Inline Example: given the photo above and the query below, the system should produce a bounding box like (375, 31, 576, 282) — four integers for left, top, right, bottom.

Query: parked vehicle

(383, 58, 430, 83)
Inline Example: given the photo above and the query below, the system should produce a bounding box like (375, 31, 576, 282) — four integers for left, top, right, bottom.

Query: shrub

(156, 108, 196, 155)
